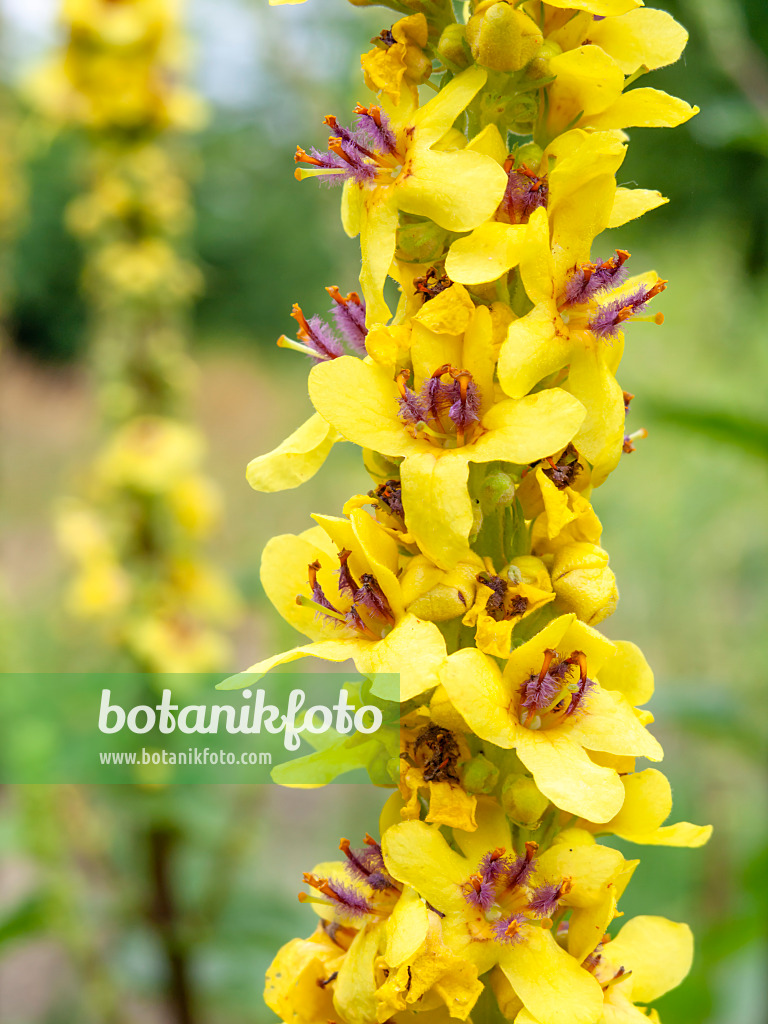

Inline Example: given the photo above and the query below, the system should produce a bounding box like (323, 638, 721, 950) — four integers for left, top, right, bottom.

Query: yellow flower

(398, 712, 478, 832)
(308, 307, 585, 569)
(221, 508, 447, 700)
(497, 206, 666, 483)
(512, 915, 693, 1024)
(537, 3, 697, 141)
(440, 614, 663, 822)
(445, 128, 663, 288)
(382, 801, 610, 1024)
(264, 925, 343, 1024)
(295, 67, 508, 325)
(462, 555, 556, 659)
(361, 14, 432, 104)
(246, 413, 339, 493)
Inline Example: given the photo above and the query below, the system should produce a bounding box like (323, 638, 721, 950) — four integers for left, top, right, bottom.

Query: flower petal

(500, 926, 603, 1024)
(608, 187, 668, 228)
(356, 613, 447, 701)
(308, 356, 419, 458)
(359, 186, 400, 326)
(399, 148, 508, 232)
(446, 222, 529, 285)
(588, 9, 689, 73)
(497, 303, 569, 399)
(334, 923, 385, 1024)
(246, 414, 338, 492)
(587, 88, 699, 130)
(603, 916, 694, 1003)
(401, 453, 474, 570)
(515, 729, 625, 822)
(473, 390, 586, 464)
(382, 820, 469, 915)
(565, 686, 663, 761)
(410, 65, 488, 146)
(441, 647, 517, 748)
(598, 640, 654, 706)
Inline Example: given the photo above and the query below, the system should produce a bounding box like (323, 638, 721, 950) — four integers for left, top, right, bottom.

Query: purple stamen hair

(353, 574, 395, 623)
(463, 877, 496, 911)
(448, 378, 481, 430)
(564, 674, 595, 718)
(527, 883, 565, 919)
(327, 879, 374, 918)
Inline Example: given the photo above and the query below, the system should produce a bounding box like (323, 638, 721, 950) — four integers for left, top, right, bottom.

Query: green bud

(513, 142, 544, 168)
(526, 38, 562, 80)
(501, 773, 549, 827)
(396, 218, 449, 264)
(363, 448, 401, 483)
(466, 2, 543, 74)
(479, 467, 515, 514)
(462, 754, 500, 794)
(385, 755, 402, 785)
(437, 24, 471, 69)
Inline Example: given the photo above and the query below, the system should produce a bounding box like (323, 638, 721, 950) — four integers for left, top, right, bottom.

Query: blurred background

(1, 0, 767, 1021)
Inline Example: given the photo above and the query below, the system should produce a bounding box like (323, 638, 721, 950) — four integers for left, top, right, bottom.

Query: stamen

(500, 160, 549, 224)
(290, 303, 343, 360)
(527, 877, 573, 918)
(563, 250, 630, 306)
(296, 594, 348, 625)
(504, 841, 538, 890)
(448, 369, 480, 446)
(588, 280, 667, 339)
(308, 559, 341, 613)
(326, 285, 367, 355)
(562, 651, 595, 718)
(462, 872, 496, 911)
(396, 368, 428, 425)
(414, 267, 452, 301)
(479, 848, 508, 884)
(353, 573, 395, 625)
(302, 872, 373, 918)
(336, 548, 358, 599)
(492, 913, 527, 945)
(623, 427, 648, 454)
(371, 479, 404, 519)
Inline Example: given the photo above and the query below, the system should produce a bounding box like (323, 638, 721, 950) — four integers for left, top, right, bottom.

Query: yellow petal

(547, 46, 625, 126)
(264, 935, 339, 1022)
(598, 640, 654, 705)
(604, 916, 694, 1003)
(341, 177, 363, 237)
(538, 834, 625, 908)
(565, 686, 663, 761)
(473, 390, 586, 464)
(246, 414, 338, 493)
(356, 613, 447, 701)
(426, 781, 478, 831)
(543, 0, 640, 14)
(609, 187, 668, 228)
(515, 728, 625, 822)
(308, 356, 416, 458)
(500, 926, 603, 1024)
(334, 923, 384, 1024)
(398, 147, 508, 232)
(412, 282, 476, 334)
(382, 820, 468, 914)
(587, 88, 699, 130)
(259, 532, 329, 637)
(565, 343, 625, 485)
(604, 768, 671, 836)
(441, 647, 518, 748)
(224, 637, 371, 687)
(385, 886, 429, 967)
(359, 186, 399, 326)
(410, 65, 488, 146)
(616, 822, 713, 848)
(453, 795, 512, 862)
(401, 452, 474, 570)
(497, 303, 569, 399)
(446, 222, 529, 285)
(588, 9, 689, 74)
(462, 305, 496, 416)
(466, 122, 507, 163)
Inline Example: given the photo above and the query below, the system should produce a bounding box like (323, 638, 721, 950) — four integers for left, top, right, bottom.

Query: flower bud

(396, 217, 449, 264)
(551, 542, 619, 626)
(526, 38, 562, 80)
(462, 754, 500, 794)
(402, 556, 479, 622)
(501, 773, 549, 827)
(512, 141, 544, 168)
(479, 467, 515, 514)
(437, 24, 471, 69)
(466, 2, 543, 74)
